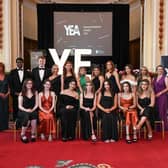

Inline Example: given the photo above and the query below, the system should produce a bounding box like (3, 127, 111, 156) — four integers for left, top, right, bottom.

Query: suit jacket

(8, 68, 31, 96)
(31, 67, 51, 92)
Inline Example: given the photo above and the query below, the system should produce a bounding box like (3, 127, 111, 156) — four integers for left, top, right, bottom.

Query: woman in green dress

(77, 67, 90, 93)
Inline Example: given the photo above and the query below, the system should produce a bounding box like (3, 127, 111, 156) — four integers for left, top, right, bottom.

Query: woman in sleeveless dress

(59, 79, 79, 141)
(77, 67, 90, 93)
(61, 61, 76, 91)
(0, 62, 10, 131)
(120, 64, 137, 93)
(136, 79, 155, 140)
(91, 65, 104, 95)
(97, 79, 118, 142)
(18, 79, 38, 143)
(49, 64, 61, 96)
(39, 79, 56, 141)
(153, 65, 168, 130)
(118, 81, 138, 143)
(79, 81, 97, 141)
(137, 66, 152, 86)
(48, 64, 61, 118)
(105, 60, 121, 94)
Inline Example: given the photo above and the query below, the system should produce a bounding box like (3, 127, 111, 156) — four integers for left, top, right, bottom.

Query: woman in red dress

(118, 81, 138, 143)
(39, 79, 56, 141)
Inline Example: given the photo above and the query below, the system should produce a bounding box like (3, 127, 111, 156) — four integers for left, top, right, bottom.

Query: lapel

(14, 69, 22, 84)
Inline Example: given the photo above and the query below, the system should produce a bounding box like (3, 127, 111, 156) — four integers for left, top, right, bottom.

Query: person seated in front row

(79, 81, 97, 141)
(59, 79, 79, 141)
(97, 79, 118, 143)
(136, 79, 155, 140)
(18, 79, 38, 143)
(38, 79, 56, 141)
(118, 81, 138, 143)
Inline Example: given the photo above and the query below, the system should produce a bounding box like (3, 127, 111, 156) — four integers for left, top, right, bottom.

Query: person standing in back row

(8, 57, 30, 121)
(31, 56, 51, 92)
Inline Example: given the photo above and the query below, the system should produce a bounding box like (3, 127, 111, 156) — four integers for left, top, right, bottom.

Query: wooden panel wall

(24, 37, 38, 69)
(129, 38, 140, 69)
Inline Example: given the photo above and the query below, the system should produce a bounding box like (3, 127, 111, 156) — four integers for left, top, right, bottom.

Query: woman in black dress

(18, 79, 38, 143)
(97, 79, 118, 142)
(79, 81, 97, 141)
(49, 64, 61, 96)
(59, 79, 79, 141)
(49, 64, 61, 118)
(91, 65, 104, 95)
(0, 62, 10, 131)
(136, 79, 155, 139)
(61, 61, 76, 91)
(105, 60, 121, 94)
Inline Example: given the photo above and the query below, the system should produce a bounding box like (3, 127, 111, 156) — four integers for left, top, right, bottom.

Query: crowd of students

(0, 56, 168, 144)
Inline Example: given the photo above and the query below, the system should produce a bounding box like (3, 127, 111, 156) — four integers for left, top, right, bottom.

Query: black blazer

(31, 67, 51, 92)
(8, 69, 31, 96)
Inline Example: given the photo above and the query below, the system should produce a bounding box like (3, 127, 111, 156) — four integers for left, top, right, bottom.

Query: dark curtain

(37, 4, 54, 67)
(37, 4, 129, 69)
(113, 5, 129, 69)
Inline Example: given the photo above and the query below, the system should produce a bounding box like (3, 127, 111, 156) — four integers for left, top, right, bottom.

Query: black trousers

(60, 107, 77, 139)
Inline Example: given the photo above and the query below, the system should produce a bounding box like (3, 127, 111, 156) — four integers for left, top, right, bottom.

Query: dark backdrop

(37, 4, 129, 70)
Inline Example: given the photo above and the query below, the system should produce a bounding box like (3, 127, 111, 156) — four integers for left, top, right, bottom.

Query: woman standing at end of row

(0, 62, 10, 131)
(153, 65, 168, 130)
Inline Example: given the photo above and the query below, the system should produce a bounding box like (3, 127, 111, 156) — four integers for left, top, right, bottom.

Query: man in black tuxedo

(31, 56, 51, 92)
(8, 57, 31, 121)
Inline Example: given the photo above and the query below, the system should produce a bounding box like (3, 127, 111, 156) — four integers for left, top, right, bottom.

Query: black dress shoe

(21, 135, 29, 143)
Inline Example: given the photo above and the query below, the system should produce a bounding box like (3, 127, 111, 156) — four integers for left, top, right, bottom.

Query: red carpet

(0, 131, 168, 168)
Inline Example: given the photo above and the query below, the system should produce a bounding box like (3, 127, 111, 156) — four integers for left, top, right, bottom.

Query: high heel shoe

(91, 134, 97, 142)
(147, 134, 153, 140)
(48, 134, 53, 142)
(40, 133, 46, 140)
(126, 135, 132, 144)
(31, 133, 36, 142)
(132, 134, 138, 142)
(20, 135, 29, 143)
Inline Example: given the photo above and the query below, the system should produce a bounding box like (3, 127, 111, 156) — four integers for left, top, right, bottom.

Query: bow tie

(17, 69, 23, 71)
(39, 67, 45, 70)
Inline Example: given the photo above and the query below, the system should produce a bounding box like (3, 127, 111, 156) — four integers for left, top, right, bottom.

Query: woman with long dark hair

(39, 79, 56, 141)
(18, 79, 38, 143)
(61, 61, 76, 91)
(91, 65, 104, 95)
(105, 60, 121, 94)
(118, 81, 138, 143)
(59, 79, 79, 141)
(97, 79, 118, 142)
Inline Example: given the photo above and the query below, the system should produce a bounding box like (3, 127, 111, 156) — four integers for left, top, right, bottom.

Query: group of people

(0, 57, 168, 144)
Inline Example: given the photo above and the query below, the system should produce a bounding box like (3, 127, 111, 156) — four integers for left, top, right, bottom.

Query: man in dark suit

(8, 57, 31, 121)
(31, 56, 51, 92)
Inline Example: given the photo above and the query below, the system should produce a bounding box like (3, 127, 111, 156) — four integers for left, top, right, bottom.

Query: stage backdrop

(37, 4, 129, 70)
